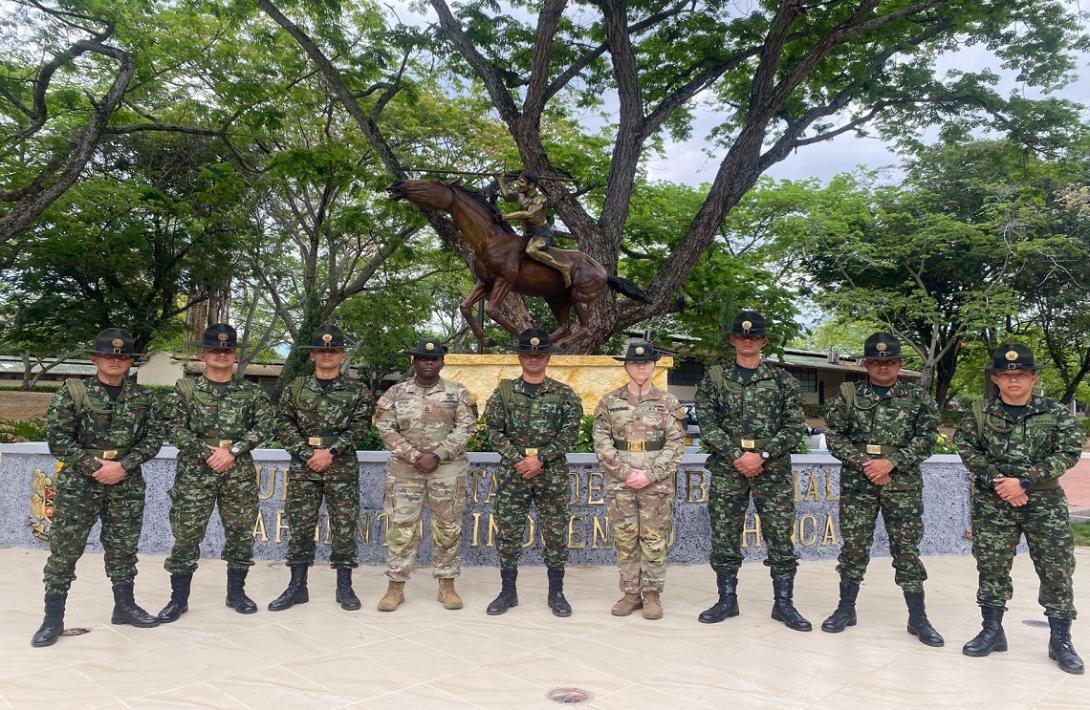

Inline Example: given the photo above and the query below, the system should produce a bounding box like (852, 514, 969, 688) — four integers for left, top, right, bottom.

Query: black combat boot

(225, 568, 257, 614)
(268, 566, 309, 612)
(111, 582, 160, 627)
(546, 567, 572, 617)
(771, 578, 812, 632)
(905, 590, 944, 647)
(157, 573, 192, 623)
(31, 592, 67, 647)
(335, 568, 362, 611)
(821, 582, 859, 633)
(1048, 617, 1085, 674)
(486, 568, 518, 615)
(962, 606, 1007, 657)
(698, 571, 739, 624)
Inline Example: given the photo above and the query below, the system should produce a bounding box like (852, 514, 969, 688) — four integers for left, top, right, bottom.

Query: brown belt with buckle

(856, 443, 902, 457)
(734, 437, 770, 451)
(83, 447, 130, 461)
(307, 435, 338, 448)
(202, 438, 235, 449)
(612, 438, 665, 452)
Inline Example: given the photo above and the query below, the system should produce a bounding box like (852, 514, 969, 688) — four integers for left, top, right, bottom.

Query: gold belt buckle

(740, 438, 756, 450)
(102, 449, 118, 460)
(525, 448, 539, 457)
(218, 439, 233, 449)
(308, 436, 323, 447)
(866, 444, 883, 455)
(628, 440, 647, 452)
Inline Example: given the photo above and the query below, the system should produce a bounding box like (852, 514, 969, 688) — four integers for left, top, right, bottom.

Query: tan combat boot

(611, 592, 642, 617)
(377, 581, 405, 612)
(642, 591, 663, 620)
(437, 578, 463, 610)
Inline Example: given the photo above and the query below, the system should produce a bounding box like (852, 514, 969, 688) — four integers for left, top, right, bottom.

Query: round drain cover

(547, 688, 590, 704)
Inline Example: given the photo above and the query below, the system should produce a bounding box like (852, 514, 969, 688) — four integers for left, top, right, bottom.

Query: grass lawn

(1074, 521, 1090, 546)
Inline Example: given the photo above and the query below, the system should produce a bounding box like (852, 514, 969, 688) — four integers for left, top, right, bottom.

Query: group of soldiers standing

(28, 314, 1083, 675)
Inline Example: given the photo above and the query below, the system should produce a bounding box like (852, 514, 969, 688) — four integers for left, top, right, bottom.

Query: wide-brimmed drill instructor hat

(613, 341, 662, 362)
(300, 324, 347, 349)
(405, 337, 447, 357)
(515, 328, 559, 354)
(990, 343, 1043, 372)
(199, 323, 238, 349)
(89, 328, 136, 356)
(731, 310, 767, 337)
(861, 332, 903, 361)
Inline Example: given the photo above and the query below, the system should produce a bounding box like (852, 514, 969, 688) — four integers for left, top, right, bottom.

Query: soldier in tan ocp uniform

(593, 342, 686, 620)
(374, 338, 478, 611)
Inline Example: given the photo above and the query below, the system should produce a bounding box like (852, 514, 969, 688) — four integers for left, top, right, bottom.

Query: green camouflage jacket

(955, 393, 1083, 492)
(694, 361, 806, 471)
(162, 376, 273, 465)
(46, 377, 163, 474)
(374, 377, 478, 478)
(592, 385, 687, 492)
(277, 374, 372, 480)
(484, 376, 583, 473)
(825, 380, 938, 483)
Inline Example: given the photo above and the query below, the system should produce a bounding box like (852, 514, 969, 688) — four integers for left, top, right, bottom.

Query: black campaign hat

(515, 328, 558, 353)
(990, 343, 1042, 371)
(89, 328, 136, 356)
(406, 337, 447, 357)
(862, 332, 903, 360)
(200, 323, 238, 349)
(731, 310, 767, 336)
(613, 341, 662, 362)
(302, 324, 347, 349)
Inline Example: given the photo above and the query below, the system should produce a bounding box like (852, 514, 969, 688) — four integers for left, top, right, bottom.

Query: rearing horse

(387, 179, 649, 350)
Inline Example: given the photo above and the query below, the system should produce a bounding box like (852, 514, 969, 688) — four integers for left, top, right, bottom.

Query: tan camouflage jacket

(592, 385, 687, 493)
(374, 377, 478, 478)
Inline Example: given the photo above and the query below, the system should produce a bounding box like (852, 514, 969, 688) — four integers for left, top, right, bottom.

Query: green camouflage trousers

(43, 469, 146, 593)
(285, 475, 360, 569)
(836, 474, 926, 592)
(383, 472, 466, 581)
(708, 464, 798, 580)
(494, 467, 570, 569)
(165, 462, 257, 574)
(606, 487, 673, 594)
(972, 486, 1077, 619)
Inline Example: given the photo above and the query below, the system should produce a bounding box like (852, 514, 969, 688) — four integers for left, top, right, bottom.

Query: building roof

(776, 348, 922, 379)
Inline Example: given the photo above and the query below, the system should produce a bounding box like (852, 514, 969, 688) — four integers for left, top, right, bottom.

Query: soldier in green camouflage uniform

(593, 341, 686, 621)
(374, 337, 478, 612)
(268, 325, 372, 612)
(32, 329, 163, 647)
(820, 333, 943, 646)
(955, 343, 1083, 674)
(484, 328, 583, 617)
(157, 324, 273, 622)
(695, 311, 811, 631)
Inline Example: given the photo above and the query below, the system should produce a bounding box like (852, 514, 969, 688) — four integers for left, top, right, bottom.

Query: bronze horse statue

(387, 179, 649, 350)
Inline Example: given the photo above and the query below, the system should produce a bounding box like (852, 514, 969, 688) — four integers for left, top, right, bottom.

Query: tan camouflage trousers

(606, 487, 673, 594)
(383, 472, 467, 581)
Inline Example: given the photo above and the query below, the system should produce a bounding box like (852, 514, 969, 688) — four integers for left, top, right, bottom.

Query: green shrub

(941, 409, 965, 426)
(803, 404, 825, 419)
(1073, 521, 1090, 547)
(0, 418, 48, 443)
(932, 432, 959, 454)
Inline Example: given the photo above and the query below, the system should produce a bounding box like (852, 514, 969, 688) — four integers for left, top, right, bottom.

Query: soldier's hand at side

(993, 477, 1024, 501)
(625, 469, 651, 489)
(307, 449, 334, 472)
(92, 458, 127, 485)
(206, 446, 236, 473)
(415, 452, 440, 473)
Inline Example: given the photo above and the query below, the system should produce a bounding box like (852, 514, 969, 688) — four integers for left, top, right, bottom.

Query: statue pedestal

(442, 354, 673, 412)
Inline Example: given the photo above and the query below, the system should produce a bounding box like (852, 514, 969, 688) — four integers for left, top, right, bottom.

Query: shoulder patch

(673, 405, 688, 420)
(376, 396, 393, 410)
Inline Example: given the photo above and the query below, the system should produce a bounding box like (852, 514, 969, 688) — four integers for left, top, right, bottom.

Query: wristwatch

(329, 446, 340, 456)
(229, 443, 243, 456)
(759, 451, 771, 461)
(1018, 477, 1032, 491)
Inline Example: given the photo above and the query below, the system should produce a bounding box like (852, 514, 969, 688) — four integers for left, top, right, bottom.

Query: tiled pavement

(1, 549, 1087, 709)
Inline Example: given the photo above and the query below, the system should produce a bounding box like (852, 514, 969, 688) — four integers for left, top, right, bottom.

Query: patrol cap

(89, 328, 136, 356)
(515, 328, 558, 353)
(990, 343, 1042, 372)
(613, 341, 662, 362)
(406, 337, 447, 357)
(302, 324, 346, 349)
(731, 310, 767, 337)
(200, 323, 238, 349)
(862, 332, 902, 361)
